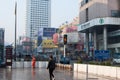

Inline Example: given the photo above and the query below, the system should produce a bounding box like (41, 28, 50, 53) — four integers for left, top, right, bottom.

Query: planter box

(12, 62, 16, 68)
(35, 61, 39, 68)
(74, 64, 78, 72)
(15, 61, 24, 68)
(117, 67, 120, 79)
(38, 61, 48, 68)
(12, 61, 48, 68)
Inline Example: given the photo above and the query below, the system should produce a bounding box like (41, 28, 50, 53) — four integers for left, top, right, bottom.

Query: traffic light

(63, 34, 67, 45)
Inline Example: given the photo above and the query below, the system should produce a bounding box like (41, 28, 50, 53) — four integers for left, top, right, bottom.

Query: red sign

(6, 46, 13, 66)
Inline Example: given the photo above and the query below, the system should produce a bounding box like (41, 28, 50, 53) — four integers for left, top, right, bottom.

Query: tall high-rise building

(0, 28, 4, 62)
(26, 0, 51, 39)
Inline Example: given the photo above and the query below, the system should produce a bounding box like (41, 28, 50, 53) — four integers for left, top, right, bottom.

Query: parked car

(60, 57, 70, 64)
(0, 61, 6, 68)
(24, 55, 32, 61)
(113, 53, 120, 64)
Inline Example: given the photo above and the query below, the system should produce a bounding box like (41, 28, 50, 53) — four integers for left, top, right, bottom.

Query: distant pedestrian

(32, 55, 36, 68)
(47, 55, 56, 80)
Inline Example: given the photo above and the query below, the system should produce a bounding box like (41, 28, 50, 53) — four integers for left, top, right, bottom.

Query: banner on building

(43, 28, 56, 37)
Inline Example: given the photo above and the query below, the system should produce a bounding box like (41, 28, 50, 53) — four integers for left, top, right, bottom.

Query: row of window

(30, 3, 48, 6)
(111, 10, 120, 17)
(81, 0, 92, 6)
(30, 22, 48, 24)
(30, 19, 48, 21)
(30, 16, 48, 18)
(30, 18, 48, 19)
(30, 15, 48, 17)
(30, 17, 48, 18)
(31, 3, 48, 6)
(30, 23, 49, 25)
(30, 14, 48, 16)
(31, 7, 48, 10)
(31, 24, 48, 26)
(108, 36, 120, 44)
(30, 18, 48, 20)
(30, 12, 48, 13)
(31, 14, 48, 16)
(30, 21, 48, 23)
(30, 10, 48, 12)
(31, 7, 48, 9)
(31, 2, 48, 4)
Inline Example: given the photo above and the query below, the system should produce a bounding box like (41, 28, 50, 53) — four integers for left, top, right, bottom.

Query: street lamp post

(14, 1, 17, 61)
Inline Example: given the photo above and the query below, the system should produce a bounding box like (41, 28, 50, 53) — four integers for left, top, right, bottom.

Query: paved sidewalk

(0, 68, 119, 80)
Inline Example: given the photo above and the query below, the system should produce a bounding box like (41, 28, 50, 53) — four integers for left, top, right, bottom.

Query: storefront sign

(78, 17, 120, 32)
(81, 22, 90, 30)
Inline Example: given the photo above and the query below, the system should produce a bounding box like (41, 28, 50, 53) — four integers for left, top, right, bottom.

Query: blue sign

(43, 28, 56, 37)
(89, 42, 93, 46)
(83, 48, 86, 51)
(94, 50, 110, 60)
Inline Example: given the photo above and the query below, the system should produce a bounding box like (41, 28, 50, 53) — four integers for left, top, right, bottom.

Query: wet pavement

(0, 68, 119, 80)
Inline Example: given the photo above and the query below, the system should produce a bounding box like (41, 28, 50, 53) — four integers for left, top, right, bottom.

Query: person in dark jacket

(47, 55, 55, 80)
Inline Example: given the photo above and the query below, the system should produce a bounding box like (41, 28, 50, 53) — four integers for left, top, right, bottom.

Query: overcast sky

(0, 0, 79, 44)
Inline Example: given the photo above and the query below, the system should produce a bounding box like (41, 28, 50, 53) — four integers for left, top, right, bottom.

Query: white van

(113, 53, 120, 64)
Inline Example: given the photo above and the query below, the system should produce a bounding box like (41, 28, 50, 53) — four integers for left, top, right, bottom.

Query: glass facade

(111, 10, 120, 17)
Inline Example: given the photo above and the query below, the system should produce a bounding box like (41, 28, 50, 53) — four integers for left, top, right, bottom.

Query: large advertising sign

(38, 28, 56, 37)
(37, 36, 42, 46)
(43, 28, 56, 37)
(67, 32, 79, 43)
(53, 33, 58, 44)
(58, 32, 80, 44)
(58, 34, 63, 43)
(38, 28, 56, 46)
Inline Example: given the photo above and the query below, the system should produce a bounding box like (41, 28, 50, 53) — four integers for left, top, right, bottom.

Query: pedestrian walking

(47, 55, 56, 80)
(32, 55, 36, 68)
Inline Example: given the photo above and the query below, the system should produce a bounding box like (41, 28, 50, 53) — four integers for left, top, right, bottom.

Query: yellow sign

(42, 39, 58, 48)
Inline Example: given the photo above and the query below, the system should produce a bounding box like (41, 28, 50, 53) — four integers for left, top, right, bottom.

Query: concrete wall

(74, 63, 120, 79)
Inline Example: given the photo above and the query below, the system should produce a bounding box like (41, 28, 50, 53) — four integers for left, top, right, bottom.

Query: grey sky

(0, 0, 79, 44)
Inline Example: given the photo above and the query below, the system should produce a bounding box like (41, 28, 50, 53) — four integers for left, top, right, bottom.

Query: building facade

(0, 28, 4, 62)
(26, 0, 51, 39)
(78, 0, 120, 56)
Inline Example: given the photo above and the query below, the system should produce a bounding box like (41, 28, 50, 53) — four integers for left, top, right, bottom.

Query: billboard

(38, 28, 43, 36)
(38, 28, 56, 37)
(67, 32, 79, 43)
(37, 28, 56, 46)
(42, 39, 57, 48)
(37, 36, 42, 46)
(58, 32, 80, 44)
(58, 34, 63, 43)
(43, 28, 56, 37)
(53, 33, 58, 44)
